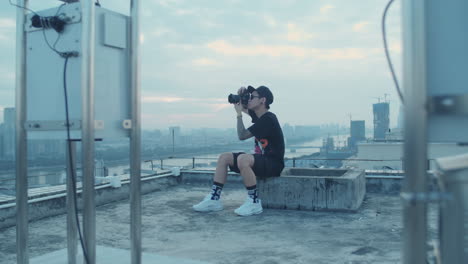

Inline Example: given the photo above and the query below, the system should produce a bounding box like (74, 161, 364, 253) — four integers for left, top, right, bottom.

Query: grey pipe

(129, 0, 142, 263)
(80, 1, 96, 263)
(15, 0, 29, 263)
(401, 0, 428, 263)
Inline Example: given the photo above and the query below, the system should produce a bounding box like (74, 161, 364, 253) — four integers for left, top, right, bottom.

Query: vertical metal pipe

(130, 0, 142, 263)
(66, 140, 78, 264)
(80, 1, 96, 263)
(15, 1, 29, 263)
(402, 0, 428, 263)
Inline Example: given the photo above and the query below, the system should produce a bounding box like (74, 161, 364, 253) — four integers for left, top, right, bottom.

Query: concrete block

(257, 168, 366, 212)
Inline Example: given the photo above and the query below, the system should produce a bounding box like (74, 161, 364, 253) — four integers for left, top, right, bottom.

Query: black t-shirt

(247, 111, 285, 163)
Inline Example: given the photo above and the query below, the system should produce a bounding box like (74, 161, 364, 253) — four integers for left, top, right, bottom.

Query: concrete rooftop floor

(0, 182, 438, 264)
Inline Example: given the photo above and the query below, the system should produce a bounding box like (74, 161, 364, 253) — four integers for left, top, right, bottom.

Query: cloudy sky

(0, 0, 402, 130)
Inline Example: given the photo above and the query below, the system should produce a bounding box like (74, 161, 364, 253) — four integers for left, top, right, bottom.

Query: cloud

(0, 19, 15, 29)
(286, 23, 314, 42)
(0, 67, 14, 82)
(390, 42, 401, 54)
(143, 96, 185, 103)
(142, 112, 228, 128)
(0, 18, 15, 42)
(155, 0, 182, 8)
(206, 40, 307, 58)
(142, 96, 224, 103)
(262, 14, 277, 28)
(208, 103, 231, 112)
(150, 27, 173, 38)
(192, 58, 221, 67)
(174, 9, 197, 16)
(353, 21, 370, 33)
(206, 40, 369, 60)
(320, 5, 335, 15)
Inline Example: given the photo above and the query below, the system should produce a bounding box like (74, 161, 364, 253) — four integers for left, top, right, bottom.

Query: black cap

(247, 85, 274, 108)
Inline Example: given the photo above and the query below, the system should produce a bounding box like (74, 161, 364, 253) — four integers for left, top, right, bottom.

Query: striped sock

(210, 181, 224, 200)
(246, 185, 259, 203)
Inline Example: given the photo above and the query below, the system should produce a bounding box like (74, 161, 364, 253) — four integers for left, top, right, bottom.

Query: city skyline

(0, 0, 403, 129)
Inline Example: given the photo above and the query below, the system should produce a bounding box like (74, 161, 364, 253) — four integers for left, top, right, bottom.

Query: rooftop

(0, 172, 439, 264)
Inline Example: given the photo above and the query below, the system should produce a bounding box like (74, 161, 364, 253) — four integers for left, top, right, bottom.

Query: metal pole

(81, 1, 96, 263)
(15, 1, 29, 263)
(402, 0, 428, 263)
(129, 0, 142, 263)
(66, 140, 78, 264)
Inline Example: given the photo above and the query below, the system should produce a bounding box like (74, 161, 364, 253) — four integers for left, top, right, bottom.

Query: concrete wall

(257, 169, 366, 212)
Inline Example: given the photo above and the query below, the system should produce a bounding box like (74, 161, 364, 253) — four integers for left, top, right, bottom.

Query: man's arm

(237, 115, 254, 140)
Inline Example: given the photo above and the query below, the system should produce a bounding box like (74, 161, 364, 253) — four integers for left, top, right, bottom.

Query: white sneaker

(192, 194, 224, 212)
(234, 197, 263, 216)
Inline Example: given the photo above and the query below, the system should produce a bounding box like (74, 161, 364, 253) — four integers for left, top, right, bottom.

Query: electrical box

(25, 2, 131, 139)
(426, 0, 468, 142)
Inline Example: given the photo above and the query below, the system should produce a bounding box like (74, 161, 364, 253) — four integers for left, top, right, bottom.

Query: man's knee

(218, 152, 233, 166)
(237, 154, 253, 170)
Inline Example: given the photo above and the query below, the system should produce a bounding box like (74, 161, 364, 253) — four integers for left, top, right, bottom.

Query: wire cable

(63, 56, 90, 264)
(8, 0, 39, 16)
(382, 0, 404, 104)
(10, 1, 68, 57)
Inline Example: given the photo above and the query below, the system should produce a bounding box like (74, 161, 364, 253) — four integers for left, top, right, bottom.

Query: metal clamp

(122, 120, 132, 129)
(94, 120, 104, 130)
(25, 3, 82, 33)
(428, 94, 468, 115)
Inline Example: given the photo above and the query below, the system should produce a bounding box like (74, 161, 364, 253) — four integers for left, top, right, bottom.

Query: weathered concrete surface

(0, 173, 179, 229)
(30, 246, 210, 264)
(258, 168, 366, 212)
(0, 183, 439, 264)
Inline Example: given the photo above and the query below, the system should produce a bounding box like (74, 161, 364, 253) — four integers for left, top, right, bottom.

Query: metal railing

(0, 157, 435, 187)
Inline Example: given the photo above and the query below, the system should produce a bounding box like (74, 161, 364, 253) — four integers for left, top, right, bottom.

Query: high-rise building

(348, 120, 366, 149)
(373, 102, 389, 140)
(282, 123, 294, 139)
(2, 108, 15, 159)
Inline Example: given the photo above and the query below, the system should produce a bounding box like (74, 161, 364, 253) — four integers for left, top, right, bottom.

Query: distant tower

(2, 108, 16, 159)
(373, 102, 390, 140)
(169, 126, 181, 152)
(348, 120, 366, 149)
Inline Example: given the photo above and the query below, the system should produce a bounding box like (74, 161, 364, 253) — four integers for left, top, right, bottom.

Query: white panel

(26, 3, 130, 139)
(426, 0, 468, 142)
(103, 13, 127, 49)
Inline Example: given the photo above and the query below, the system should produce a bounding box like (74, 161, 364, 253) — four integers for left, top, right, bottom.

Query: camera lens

(228, 94, 240, 104)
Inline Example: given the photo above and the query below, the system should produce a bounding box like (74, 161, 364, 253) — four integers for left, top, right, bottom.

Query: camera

(228, 92, 251, 105)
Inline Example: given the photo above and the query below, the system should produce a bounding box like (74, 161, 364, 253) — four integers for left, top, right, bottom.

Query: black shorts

(229, 152, 284, 178)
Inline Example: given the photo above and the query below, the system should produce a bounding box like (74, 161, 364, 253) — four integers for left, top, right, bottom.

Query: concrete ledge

(257, 168, 366, 212)
(180, 170, 243, 185)
(0, 173, 179, 230)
